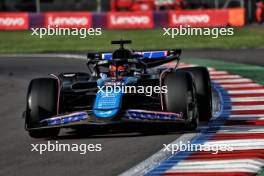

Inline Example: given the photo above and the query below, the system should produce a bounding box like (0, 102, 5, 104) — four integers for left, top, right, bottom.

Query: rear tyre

(25, 78, 60, 138)
(179, 67, 212, 121)
(163, 71, 199, 130)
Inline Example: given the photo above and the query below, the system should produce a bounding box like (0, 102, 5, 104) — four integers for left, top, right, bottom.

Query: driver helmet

(109, 64, 130, 77)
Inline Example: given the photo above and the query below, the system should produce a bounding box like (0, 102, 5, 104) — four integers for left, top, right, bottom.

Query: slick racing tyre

(179, 67, 212, 122)
(163, 71, 199, 130)
(25, 78, 60, 138)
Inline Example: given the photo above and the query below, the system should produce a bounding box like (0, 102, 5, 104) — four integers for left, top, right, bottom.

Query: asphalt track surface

(0, 49, 263, 176)
(0, 56, 186, 176)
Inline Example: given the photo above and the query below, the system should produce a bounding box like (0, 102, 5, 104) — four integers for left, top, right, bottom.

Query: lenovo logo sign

(48, 17, 88, 26)
(169, 10, 229, 27)
(45, 12, 92, 28)
(172, 14, 210, 24)
(107, 12, 153, 29)
(0, 13, 28, 30)
(0, 17, 25, 26)
(111, 16, 150, 25)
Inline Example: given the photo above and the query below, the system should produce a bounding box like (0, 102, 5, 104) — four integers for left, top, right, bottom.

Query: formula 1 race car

(24, 40, 212, 138)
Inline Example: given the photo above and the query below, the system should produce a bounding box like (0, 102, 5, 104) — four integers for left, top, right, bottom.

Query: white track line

(209, 71, 228, 75)
(230, 97, 264, 102)
(215, 126, 264, 134)
(211, 75, 241, 79)
(214, 79, 254, 83)
(205, 139, 264, 145)
(228, 114, 264, 118)
(227, 116, 264, 120)
(179, 64, 198, 67)
(231, 105, 264, 111)
(204, 139, 264, 150)
(216, 84, 261, 88)
(228, 90, 264, 94)
(206, 67, 216, 71)
(164, 159, 264, 173)
(227, 103, 264, 106)
(0, 53, 87, 59)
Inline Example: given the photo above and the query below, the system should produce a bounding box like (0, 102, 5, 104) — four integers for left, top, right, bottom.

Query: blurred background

(0, 0, 263, 52)
(0, 0, 262, 23)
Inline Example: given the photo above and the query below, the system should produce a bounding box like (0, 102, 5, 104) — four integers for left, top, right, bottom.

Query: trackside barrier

(0, 8, 245, 30)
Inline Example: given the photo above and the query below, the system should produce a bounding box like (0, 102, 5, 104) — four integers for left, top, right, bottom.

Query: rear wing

(87, 50, 181, 60)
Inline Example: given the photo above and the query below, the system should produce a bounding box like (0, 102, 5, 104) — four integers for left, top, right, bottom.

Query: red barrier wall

(0, 8, 245, 30)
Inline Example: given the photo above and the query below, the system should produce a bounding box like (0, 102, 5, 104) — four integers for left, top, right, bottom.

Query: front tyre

(25, 78, 60, 138)
(163, 71, 199, 131)
(179, 67, 212, 122)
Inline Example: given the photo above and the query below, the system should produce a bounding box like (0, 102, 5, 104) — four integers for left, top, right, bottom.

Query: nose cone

(93, 89, 122, 118)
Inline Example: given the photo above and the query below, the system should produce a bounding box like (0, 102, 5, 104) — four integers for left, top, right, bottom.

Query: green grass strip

(0, 27, 263, 53)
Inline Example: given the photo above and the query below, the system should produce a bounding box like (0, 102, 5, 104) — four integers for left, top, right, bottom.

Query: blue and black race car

(24, 40, 212, 138)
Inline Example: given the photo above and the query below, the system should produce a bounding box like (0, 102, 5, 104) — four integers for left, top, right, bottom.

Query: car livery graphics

(25, 40, 212, 138)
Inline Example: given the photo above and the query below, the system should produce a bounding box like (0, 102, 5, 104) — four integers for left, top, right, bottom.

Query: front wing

(26, 110, 184, 130)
